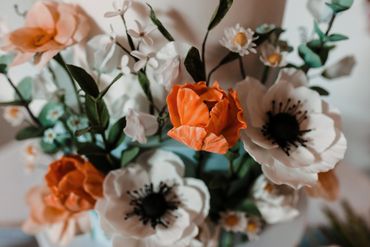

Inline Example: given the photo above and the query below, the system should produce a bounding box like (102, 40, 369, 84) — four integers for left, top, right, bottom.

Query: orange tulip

(167, 82, 247, 154)
(3, 1, 90, 67)
(45, 155, 104, 213)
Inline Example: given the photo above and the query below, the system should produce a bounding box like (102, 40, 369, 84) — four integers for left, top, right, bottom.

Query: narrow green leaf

(137, 71, 154, 103)
(184, 47, 206, 81)
(298, 44, 322, 68)
(310, 86, 330, 96)
(147, 4, 174, 41)
(99, 73, 123, 99)
(107, 117, 126, 149)
(328, 33, 348, 42)
(208, 0, 234, 31)
(314, 21, 325, 41)
(121, 146, 140, 167)
(85, 95, 110, 130)
(67, 64, 100, 98)
(16, 126, 44, 140)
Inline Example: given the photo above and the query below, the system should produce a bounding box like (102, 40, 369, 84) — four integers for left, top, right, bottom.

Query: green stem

(115, 41, 137, 61)
(325, 14, 336, 36)
(239, 57, 246, 79)
(196, 151, 207, 178)
(120, 14, 136, 51)
(5, 75, 42, 126)
(207, 63, 223, 85)
(261, 65, 270, 84)
(202, 31, 210, 82)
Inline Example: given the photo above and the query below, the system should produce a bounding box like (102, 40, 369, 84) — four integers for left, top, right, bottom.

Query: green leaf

(85, 95, 110, 130)
(184, 47, 206, 81)
(0, 100, 25, 106)
(107, 117, 126, 149)
(0, 64, 7, 74)
(310, 86, 330, 96)
(298, 44, 322, 68)
(38, 102, 64, 127)
(326, 0, 353, 13)
(307, 39, 322, 49)
(314, 21, 325, 41)
(254, 26, 285, 46)
(40, 140, 59, 154)
(147, 4, 174, 41)
(77, 142, 115, 173)
(0, 54, 14, 74)
(255, 24, 276, 34)
(218, 52, 240, 67)
(238, 199, 261, 217)
(328, 33, 348, 42)
(99, 73, 123, 99)
(137, 71, 154, 103)
(67, 64, 100, 98)
(208, 0, 234, 31)
(121, 146, 140, 167)
(15, 77, 33, 101)
(16, 126, 44, 140)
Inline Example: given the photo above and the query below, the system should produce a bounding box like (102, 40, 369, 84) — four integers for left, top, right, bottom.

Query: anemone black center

(125, 182, 179, 229)
(262, 99, 312, 155)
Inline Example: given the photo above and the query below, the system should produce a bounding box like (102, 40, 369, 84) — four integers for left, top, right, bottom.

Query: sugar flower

(322, 55, 356, 79)
(306, 169, 339, 201)
(220, 24, 257, 56)
(131, 47, 158, 72)
(245, 216, 263, 240)
(3, 106, 25, 126)
(260, 44, 287, 68)
(120, 55, 131, 75)
(124, 108, 159, 144)
(46, 104, 64, 122)
(66, 115, 89, 132)
(104, 0, 132, 18)
(45, 155, 104, 213)
(220, 211, 247, 233)
(167, 82, 247, 154)
(3, 1, 90, 68)
(236, 69, 347, 189)
(128, 20, 157, 47)
(252, 175, 300, 224)
(22, 185, 91, 246)
(96, 150, 210, 247)
(307, 0, 334, 23)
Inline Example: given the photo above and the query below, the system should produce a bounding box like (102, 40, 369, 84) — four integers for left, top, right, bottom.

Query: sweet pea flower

(104, 0, 132, 18)
(128, 20, 157, 46)
(307, 0, 334, 23)
(322, 55, 356, 79)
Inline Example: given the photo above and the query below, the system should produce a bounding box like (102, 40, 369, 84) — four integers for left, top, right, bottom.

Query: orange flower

(45, 155, 104, 213)
(3, 1, 90, 67)
(167, 82, 247, 154)
(306, 170, 339, 201)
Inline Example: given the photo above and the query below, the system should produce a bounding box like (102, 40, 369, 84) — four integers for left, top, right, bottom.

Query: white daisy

(128, 20, 157, 47)
(322, 55, 356, 79)
(219, 211, 247, 233)
(3, 106, 25, 126)
(104, 0, 132, 18)
(220, 24, 257, 56)
(252, 175, 300, 224)
(131, 47, 158, 72)
(96, 150, 210, 247)
(307, 0, 334, 23)
(245, 216, 263, 240)
(236, 68, 347, 189)
(260, 44, 287, 68)
(120, 55, 131, 75)
(46, 105, 64, 122)
(123, 108, 159, 144)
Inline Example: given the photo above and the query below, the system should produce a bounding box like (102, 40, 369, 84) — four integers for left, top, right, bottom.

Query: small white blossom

(322, 55, 356, 79)
(307, 0, 334, 23)
(220, 24, 257, 56)
(131, 48, 158, 72)
(124, 108, 159, 144)
(43, 128, 57, 144)
(104, 0, 132, 18)
(3, 106, 25, 126)
(128, 20, 157, 46)
(260, 44, 287, 68)
(66, 116, 89, 132)
(46, 105, 64, 122)
(245, 216, 263, 241)
(219, 211, 247, 233)
(120, 55, 131, 75)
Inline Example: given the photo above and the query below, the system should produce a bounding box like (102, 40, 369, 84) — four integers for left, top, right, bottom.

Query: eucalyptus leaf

(15, 77, 33, 101)
(326, 0, 353, 12)
(298, 44, 322, 68)
(38, 102, 64, 127)
(184, 47, 206, 81)
(328, 33, 348, 42)
(121, 146, 140, 167)
(314, 21, 325, 41)
(67, 64, 100, 98)
(85, 95, 110, 130)
(147, 4, 174, 41)
(310, 86, 330, 96)
(208, 0, 233, 31)
(16, 126, 44, 140)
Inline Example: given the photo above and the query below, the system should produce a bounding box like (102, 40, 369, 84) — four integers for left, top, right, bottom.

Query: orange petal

(55, 11, 77, 45)
(25, 1, 56, 30)
(167, 85, 182, 127)
(206, 99, 229, 135)
(202, 133, 229, 154)
(177, 88, 209, 126)
(168, 126, 207, 151)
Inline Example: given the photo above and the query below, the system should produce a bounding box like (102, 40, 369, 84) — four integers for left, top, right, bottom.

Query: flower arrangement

(0, 0, 355, 246)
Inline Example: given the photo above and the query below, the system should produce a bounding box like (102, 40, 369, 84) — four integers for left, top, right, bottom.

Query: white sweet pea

(219, 211, 247, 233)
(236, 69, 347, 189)
(3, 106, 26, 126)
(124, 108, 159, 144)
(96, 150, 210, 247)
(85, 34, 123, 73)
(128, 20, 157, 46)
(220, 24, 257, 56)
(104, 0, 132, 18)
(131, 48, 158, 72)
(322, 55, 356, 79)
(252, 176, 300, 224)
(307, 0, 334, 23)
(120, 55, 131, 75)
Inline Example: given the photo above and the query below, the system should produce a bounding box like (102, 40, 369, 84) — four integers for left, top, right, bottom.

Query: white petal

(124, 109, 147, 143)
(289, 146, 316, 165)
(241, 132, 275, 166)
(277, 68, 309, 87)
(139, 113, 159, 136)
(290, 86, 322, 113)
(256, 200, 300, 224)
(244, 127, 278, 149)
(133, 60, 147, 72)
(104, 11, 120, 18)
(262, 80, 295, 113)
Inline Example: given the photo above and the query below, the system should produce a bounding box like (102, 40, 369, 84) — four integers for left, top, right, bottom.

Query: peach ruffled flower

(306, 170, 339, 201)
(22, 186, 91, 246)
(45, 155, 104, 213)
(3, 1, 90, 67)
(167, 82, 247, 154)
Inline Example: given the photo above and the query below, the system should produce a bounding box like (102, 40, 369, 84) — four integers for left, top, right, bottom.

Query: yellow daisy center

(26, 145, 36, 156)
(225, 214, 239, 227)
(246, 221, 258, 233)
(9, 107, 20, 118)
(233, 32, 248, 46)
(267, 53, 282, 66)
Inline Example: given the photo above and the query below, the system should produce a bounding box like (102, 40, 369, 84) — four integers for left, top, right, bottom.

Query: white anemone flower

(128, 20, 157, 47)
(260, 44, 287, 68)
(252, 176, 300, 224)
(123, 108, 159, 144)
(104, 0, 132, 18)
(131, 47, 158, 72)
(322, 55, 356, 79)
(3, 106, 25, 126)
(96, 150, 210, 247)
(219, 211, 247, 233)
(220, 24, 257, 56)
(307, 0, 334, 23)
(236, 69, 347, 189)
